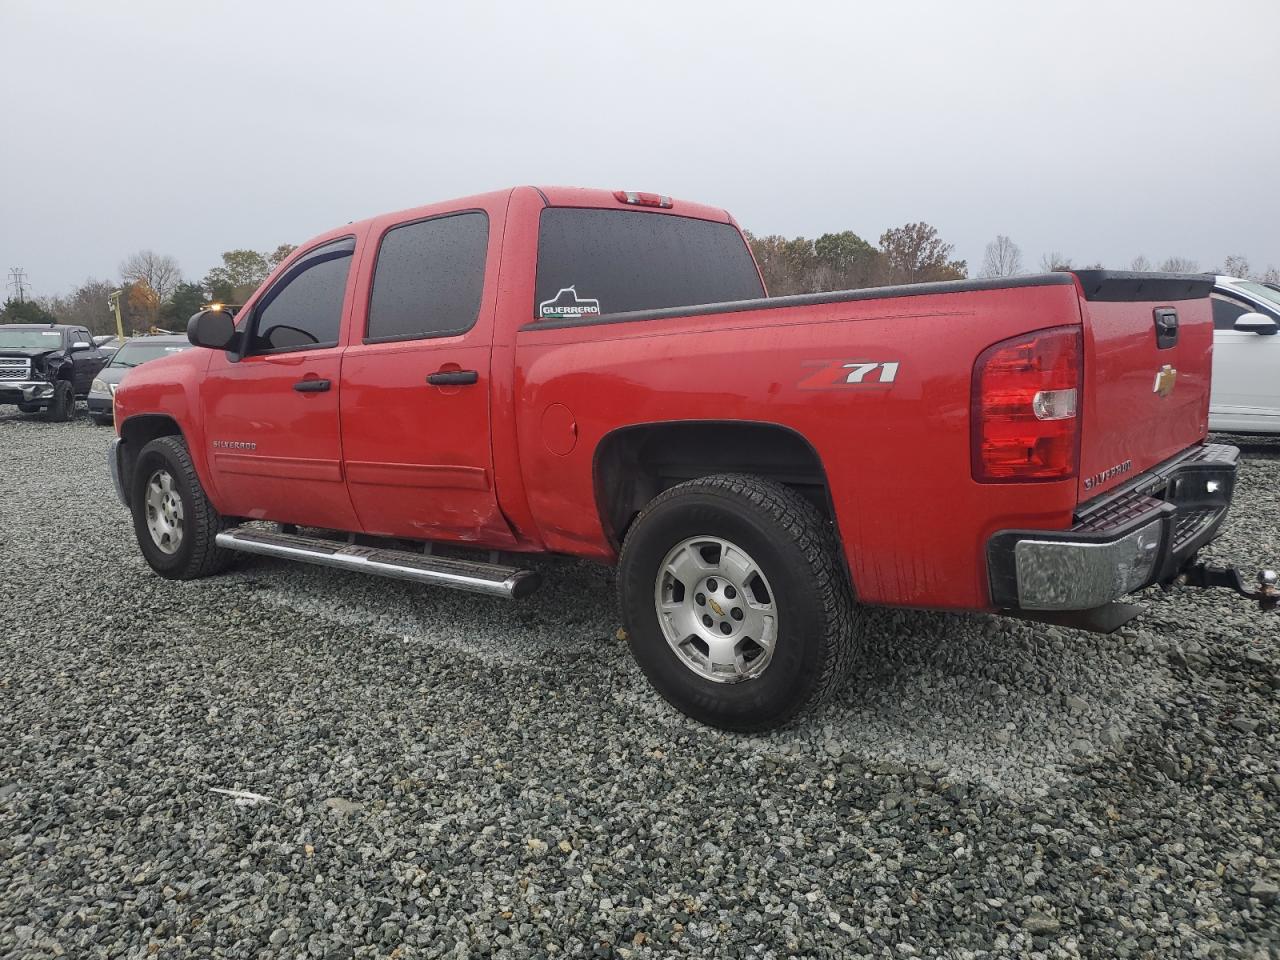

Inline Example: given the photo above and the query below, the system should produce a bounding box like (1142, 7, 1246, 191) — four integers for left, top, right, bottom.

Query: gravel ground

(1, 415, 1277, 959)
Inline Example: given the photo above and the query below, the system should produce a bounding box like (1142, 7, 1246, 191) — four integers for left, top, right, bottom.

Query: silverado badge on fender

(1153, 364, 1178, 398)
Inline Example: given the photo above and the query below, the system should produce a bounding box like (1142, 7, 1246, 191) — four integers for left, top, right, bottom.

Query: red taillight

(972, 326, 1082, 482)
(613, 190, 673, 209)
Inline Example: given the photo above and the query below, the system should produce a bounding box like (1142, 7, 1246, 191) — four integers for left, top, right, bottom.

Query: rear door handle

(293, 378, 331, 393)
(426, 370, 479, 386)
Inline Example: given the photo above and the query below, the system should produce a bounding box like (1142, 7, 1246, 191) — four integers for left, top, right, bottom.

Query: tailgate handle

(1154, 308, 1179, 349)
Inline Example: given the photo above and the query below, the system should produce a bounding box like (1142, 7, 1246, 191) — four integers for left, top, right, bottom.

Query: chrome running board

(215, 527, 541, 599)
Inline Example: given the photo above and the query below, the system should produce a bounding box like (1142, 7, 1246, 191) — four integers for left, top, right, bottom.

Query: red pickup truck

(108, 186, 1273, 730)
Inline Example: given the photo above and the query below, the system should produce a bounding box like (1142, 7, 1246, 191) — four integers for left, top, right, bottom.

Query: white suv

(1209, 276, 1280, 434)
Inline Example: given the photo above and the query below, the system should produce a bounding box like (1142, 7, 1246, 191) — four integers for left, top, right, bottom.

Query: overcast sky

(2, 0, 1277, 298)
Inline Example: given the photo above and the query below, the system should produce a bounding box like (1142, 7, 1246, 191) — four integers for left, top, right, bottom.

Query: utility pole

(7, 267, 29, 302)
(108, 290, 125, 339)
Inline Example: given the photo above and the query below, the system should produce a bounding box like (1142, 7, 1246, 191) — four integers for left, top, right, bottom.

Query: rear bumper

(988, 443, 1238, 611)
(0, 380, 55, 404)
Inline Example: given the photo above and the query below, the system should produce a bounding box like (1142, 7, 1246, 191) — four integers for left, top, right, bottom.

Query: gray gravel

(1, 413, 1278, 958)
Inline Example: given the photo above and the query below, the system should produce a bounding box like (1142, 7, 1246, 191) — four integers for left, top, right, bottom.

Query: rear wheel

(131, 436, 236, 579)
(618, 474, 859, 731)
(42, 381, 74, 422)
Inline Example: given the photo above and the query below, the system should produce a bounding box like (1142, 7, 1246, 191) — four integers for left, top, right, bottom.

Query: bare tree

(119, 250, 182, 305)
(1219, 254, 1250, 279)
(1130, 255, 1151, 272)
(1159, 256, 1200, 273)
(1040, 251, 1073, 272)
(978, 235, 1023, 278)
(1262, 266, 1280, 284)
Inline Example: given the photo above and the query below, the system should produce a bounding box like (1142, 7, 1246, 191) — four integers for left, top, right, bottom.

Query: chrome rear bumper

(988, 443, 1239, 611)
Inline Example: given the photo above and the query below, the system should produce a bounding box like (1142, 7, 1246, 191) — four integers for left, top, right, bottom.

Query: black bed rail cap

(1073, 270, 1215, 302)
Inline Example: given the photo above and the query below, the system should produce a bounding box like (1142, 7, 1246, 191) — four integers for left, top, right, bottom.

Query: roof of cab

(332, 186, 733, 239)
(534, 186, 733, 223)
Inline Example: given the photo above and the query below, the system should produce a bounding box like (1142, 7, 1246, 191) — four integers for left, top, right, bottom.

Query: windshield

(1235, 282, 1280, 311)
(0, 328, 64, 350)
(108, 341, 191, 368)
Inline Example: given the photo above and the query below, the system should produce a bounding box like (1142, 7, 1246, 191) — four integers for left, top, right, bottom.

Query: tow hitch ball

(1177, 563, 1279, 611)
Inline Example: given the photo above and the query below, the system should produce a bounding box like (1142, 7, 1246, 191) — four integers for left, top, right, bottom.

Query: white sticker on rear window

(42, 331, 60, 336)
(539, 286, 601, 320)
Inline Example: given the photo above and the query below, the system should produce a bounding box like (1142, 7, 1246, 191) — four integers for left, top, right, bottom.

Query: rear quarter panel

(512, 283, 1086, 611)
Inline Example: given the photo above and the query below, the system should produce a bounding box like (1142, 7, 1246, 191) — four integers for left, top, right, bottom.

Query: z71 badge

(798, 360, 900, 390)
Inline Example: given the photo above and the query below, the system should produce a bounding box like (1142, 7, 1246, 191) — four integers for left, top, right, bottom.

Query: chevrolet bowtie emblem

(708, 598, 725, 617)
(1153, 365, 1177, 398)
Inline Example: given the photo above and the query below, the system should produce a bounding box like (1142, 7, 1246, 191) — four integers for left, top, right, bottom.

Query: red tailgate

(1074, 272, 1215, 502)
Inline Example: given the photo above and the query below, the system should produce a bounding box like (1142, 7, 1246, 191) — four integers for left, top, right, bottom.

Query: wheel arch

(592, 419, 844, 553)
(117, 414, 185, 507)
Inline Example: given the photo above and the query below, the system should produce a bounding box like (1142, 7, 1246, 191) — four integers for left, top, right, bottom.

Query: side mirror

(187, 308, 238, 350)
(1233, 312, 1279, 336)
(70, 341, 92, 351)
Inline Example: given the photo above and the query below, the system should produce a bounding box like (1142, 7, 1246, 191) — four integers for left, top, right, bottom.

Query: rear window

(534, 209, 764, 322)
(367, 212, 489, 342)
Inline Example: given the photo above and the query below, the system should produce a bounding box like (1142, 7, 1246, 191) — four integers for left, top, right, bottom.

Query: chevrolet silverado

(107, 186, 1275, 730)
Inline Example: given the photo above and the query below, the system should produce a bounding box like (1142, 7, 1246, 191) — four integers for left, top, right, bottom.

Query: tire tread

(618, 473, 860, 730)
(135, 436, 236, 579)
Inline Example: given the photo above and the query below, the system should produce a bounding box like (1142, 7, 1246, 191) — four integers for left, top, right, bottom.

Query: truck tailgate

(1074, 272, 1216, 502)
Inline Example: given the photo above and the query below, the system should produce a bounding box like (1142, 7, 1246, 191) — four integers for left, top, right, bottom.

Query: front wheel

(42, 382, 74, 422)
(131, 436, 237, 579)
(617, 474, 859, 731)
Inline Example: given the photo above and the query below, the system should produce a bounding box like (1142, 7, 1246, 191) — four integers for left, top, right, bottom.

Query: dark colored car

(87, 335, 193, 426)
(0, 323, 108, 421)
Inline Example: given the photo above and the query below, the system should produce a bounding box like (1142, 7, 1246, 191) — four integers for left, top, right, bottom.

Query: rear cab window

(533, 209, 764, 323)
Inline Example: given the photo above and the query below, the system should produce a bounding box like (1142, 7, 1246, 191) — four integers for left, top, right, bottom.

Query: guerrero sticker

(539, 286, 601, 321)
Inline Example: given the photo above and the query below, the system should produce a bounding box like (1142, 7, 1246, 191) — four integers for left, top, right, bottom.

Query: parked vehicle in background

(93, 335, 126, 353)
(107, 187, 1273, 730)
(88, 335, 192, 426)
(0, 324, 108, 420)
(1209, 276, 1280, 434)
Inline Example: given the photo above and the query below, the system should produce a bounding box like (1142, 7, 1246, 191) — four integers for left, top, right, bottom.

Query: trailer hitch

(1177, 563, 1279, 611)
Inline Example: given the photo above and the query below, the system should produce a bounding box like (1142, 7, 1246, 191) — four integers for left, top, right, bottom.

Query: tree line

(0, 245, 297, 336)
(4, 226, 1277, 335)
(748, 226, 1278, 296)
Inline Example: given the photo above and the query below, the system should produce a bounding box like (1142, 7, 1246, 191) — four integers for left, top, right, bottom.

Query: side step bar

(215, 527, 541, 599)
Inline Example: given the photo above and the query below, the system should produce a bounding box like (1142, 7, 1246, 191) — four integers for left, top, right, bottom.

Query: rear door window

(249, 238, 355, 353)
(533, 209, 764, 321)
(366, 212, 489, 342)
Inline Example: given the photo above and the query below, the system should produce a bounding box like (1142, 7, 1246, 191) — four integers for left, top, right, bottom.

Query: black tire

(617, 474, 859, 732)
(131, 435, 237, 580)
(16, 402, 41, 414)
(91, 415, 113, 427)
(42, 382, 74, 422)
